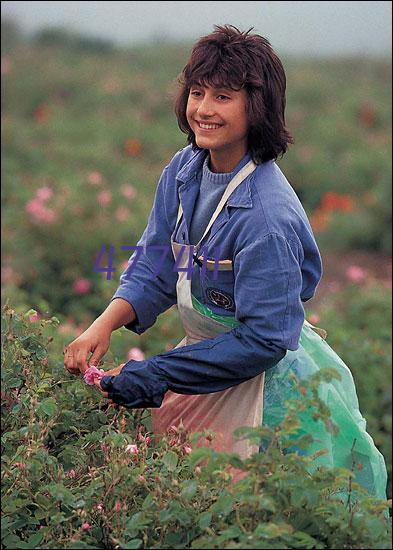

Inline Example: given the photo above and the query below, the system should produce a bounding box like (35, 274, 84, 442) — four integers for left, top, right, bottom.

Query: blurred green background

(1, 22, 392, 496)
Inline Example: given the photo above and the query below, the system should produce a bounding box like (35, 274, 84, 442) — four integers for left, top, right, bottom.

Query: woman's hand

(64, 321, 112, 376)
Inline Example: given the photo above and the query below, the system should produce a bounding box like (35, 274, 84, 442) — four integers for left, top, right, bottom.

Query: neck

(209, 146, 247, 173)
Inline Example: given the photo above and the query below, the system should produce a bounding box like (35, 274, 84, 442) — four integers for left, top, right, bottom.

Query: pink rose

(29, 313, 41, 323)
(346, 265, 367, 284)
(115, 206, 131, 222)
(73, 278, 91, 295)
(67, 469, 76, 479)
(1, 266, 16, 285)
(308, 314, 320, 325)
(82, 522, 91, 531)
(84, 365, 105, 385)
(120, 184, 137, 199)
(87, 171, 103, 185)
(183, 445, 192, 455)
(40, 209, 57, 224)
(36, 186, 53, 201)
(138, 474, 145, 482)
(25, 198, 58, 224)
(125, 444, 139, 455)
(1, 56, 13, 75)
(114, 500, 122, 512)
(97, 190, 112, 206)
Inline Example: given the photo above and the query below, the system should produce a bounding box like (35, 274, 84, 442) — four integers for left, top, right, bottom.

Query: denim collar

(176, 148, 255, 209)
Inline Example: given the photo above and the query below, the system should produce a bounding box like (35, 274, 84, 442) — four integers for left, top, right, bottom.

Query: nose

(197, 96, 215, 119)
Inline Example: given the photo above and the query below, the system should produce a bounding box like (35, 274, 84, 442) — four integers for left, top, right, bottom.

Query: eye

(217, 94, 230, 101)
(190, 90, 202, 97)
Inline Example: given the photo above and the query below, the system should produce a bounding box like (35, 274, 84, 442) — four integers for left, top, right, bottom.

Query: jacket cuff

(100, 358, 168, 408)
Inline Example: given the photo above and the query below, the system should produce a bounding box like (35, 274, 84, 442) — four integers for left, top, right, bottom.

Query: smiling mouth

(196, 121, 223, 130)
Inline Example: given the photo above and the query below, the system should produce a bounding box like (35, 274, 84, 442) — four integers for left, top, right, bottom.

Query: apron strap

(176, 159, 257, 249)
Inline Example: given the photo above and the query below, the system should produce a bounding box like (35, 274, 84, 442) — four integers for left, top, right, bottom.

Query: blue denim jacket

(101, 146, 323, 407)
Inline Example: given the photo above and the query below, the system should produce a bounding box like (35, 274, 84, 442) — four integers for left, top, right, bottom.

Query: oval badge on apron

(206, 287, 234, 310)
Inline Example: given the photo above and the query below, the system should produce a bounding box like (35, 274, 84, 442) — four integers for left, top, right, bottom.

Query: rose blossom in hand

(84, 365, 106, 385)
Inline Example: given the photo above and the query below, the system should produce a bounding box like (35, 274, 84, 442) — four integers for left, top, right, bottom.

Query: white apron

(152, 160, 265, 459)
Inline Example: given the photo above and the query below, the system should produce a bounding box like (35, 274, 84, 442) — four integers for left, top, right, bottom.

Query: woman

(64, 25, 387, 499)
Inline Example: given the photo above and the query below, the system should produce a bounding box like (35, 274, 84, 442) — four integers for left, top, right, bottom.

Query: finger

(64, 349, 79, 375)
(75, 349, 89, 375)
(89, 346, 105, 368)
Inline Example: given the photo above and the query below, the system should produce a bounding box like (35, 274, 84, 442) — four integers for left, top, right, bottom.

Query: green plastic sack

(191, 295, 387, 500)
(262, 322, 388, 501)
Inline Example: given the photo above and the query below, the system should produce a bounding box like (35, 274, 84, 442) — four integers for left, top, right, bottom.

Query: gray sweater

(189, 152, 251, 245)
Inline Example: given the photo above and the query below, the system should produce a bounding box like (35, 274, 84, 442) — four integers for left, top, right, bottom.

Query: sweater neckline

(202, 152, 251, 185)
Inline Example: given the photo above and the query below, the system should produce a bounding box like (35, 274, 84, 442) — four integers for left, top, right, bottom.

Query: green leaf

(3, 498, 30, 513)
(259, 496, 276, 513)
(227, 453, 244, 469)
(64, 542, 97, 549)
(210, 494, 234, 516)
(187, 446, 213, 468)
(37, 398, 57, 416)
(24, 309, 38, 318)
(46, 483, 75, 505)
(1, 517, 29, 532)
(180, 479, 198, 500)
(164, 532, 184, 546)
(198, 511, 212, 530)
(126, 512, 151, 532)
(121, 540, 143, 550)
(35, 494, 51, 508)
(1, 534, 23, 548)
(142, 493, 154, 510)
(112, 433, 126, 447)
(18, 531, 44, 549)
(162, 450, 178, 471)
(6, 377, 23, 388)
(159, 507, 175, 523)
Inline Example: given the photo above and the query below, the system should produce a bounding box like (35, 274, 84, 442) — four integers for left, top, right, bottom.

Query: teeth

(199, 123, 221, 129)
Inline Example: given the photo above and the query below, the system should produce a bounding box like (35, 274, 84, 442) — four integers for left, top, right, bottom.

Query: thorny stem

(235, 503, 248, 534)
(346, 438, 357, 522)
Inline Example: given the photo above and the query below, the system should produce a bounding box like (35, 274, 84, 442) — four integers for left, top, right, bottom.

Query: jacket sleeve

(111, 165, 178, 334)
(101, 233, 305, 408)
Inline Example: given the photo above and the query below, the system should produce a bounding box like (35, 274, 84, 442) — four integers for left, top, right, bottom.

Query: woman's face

(186, 83, 249, 170)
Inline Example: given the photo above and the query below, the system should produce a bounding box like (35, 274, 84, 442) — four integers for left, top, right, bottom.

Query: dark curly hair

(174, 25, 294, 164)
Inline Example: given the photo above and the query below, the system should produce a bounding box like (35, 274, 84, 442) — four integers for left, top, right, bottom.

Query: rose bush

(1, 304, 391, 548)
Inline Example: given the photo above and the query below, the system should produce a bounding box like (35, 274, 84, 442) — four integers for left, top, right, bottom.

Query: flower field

(1, 23, 392, 548)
